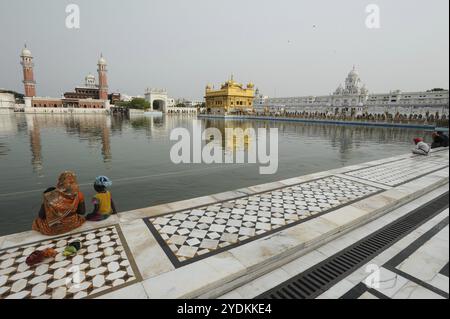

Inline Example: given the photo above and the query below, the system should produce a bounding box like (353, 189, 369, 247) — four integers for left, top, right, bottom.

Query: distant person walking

(412, 138, 430, 155)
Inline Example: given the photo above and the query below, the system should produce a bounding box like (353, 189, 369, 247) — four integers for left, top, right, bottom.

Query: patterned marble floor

(0, 225, 140, 299)
(345, 156, 449, 187)
(145, 176, 381, 267)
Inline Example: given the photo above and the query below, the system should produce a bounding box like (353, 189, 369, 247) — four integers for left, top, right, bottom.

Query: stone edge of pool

(0, 148, 448, 299)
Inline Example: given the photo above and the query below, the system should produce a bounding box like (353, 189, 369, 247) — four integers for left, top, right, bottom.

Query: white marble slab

(320, 206, 369, 230)
(392, 280, 445, 299)
(429, 273, 449, 293)
(396, 229, 449, 283)
(142, 251, 246, 299)
(232, 268, 292, 299)
(371, 267, 408, 298)
(280, 250, 328, 277)
(119, 219, 174, 280)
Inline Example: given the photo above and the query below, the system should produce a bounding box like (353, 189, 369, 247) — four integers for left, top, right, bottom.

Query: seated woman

(32, 171, 86, 236)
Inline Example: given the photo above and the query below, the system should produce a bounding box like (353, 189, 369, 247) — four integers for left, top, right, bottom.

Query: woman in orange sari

(32, 171, 86, 236)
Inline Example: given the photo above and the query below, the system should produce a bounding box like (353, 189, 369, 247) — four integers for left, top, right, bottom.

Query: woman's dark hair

(94, 184, 106, 192)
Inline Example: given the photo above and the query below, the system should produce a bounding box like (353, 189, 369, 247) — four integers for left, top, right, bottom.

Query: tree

(117, 98, 150, 110)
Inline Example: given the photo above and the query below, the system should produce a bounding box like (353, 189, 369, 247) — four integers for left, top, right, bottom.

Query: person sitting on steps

(32, 171, 86, 236)
(412, 137, 430, 156)
(86, 176, 117, 221)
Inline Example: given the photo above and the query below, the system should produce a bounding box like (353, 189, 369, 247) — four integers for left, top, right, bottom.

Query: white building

(174, 98, 203, 107)
(0, 90, 16, 109)
(259, 67, 449, 117)
(185, 100, 203, 107)
(166, 97, 175, 107)
(253, 88, 269, 110)
(144, 88, 174, 112)
(84, 73, 97, 88)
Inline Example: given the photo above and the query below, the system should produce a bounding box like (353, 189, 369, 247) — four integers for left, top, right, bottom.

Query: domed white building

(259, 66, 449, 117)
(331, 66, 368, 107)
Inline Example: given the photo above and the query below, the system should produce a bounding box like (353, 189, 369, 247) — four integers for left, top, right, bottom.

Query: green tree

(117, 98, 150, 110)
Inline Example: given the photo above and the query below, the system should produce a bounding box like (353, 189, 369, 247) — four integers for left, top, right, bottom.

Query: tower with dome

(20, 45, 36, 97)
(97, 54, 108, 100)
(19, 46, 116, 112)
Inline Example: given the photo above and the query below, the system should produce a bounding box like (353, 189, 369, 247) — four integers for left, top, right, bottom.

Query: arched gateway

(152, 99, 165, 111)
(144, 88, 168, 112)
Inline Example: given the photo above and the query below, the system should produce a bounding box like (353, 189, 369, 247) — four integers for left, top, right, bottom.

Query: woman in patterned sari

(32, 171, 86, 236)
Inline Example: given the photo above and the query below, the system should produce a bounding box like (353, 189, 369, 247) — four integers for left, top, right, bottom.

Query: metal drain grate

(256, 192, 449, 299)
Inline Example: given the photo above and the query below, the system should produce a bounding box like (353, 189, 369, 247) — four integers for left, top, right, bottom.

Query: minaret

(97, 54, 108, 100)
(20, 45, 36, 97)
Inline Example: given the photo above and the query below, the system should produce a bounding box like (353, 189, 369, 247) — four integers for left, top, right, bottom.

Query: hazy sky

(0, 0, 448, 100)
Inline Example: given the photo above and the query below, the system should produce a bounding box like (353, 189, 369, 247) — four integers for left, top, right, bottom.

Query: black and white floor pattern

(345, 156, 448, 187)
(145, 176, 381, 267)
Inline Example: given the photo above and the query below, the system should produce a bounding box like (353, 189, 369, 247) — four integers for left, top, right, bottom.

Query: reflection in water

(27, 116, 43, 174)
(22, 114, 114, 171)
(0, 114, 15, 157)
(203, 119, 254, 155)
(0, 142, 9, 156)
(201, 118, 432, 162)
(0, 114, 434, 173)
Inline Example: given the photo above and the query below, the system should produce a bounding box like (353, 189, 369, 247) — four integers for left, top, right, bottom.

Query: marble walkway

(220, 185, 449, 299)
(0, 148, 448, 299)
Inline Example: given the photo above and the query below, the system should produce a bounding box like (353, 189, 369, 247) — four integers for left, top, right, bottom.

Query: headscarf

(43, 171, 81, 227)
(56, 171, 80, 197)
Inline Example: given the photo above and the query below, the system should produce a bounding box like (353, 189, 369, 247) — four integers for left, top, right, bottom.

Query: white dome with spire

(347, 66, 358, 79)
(21, 46, 32, 57)
(98, 54, 107, 65)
